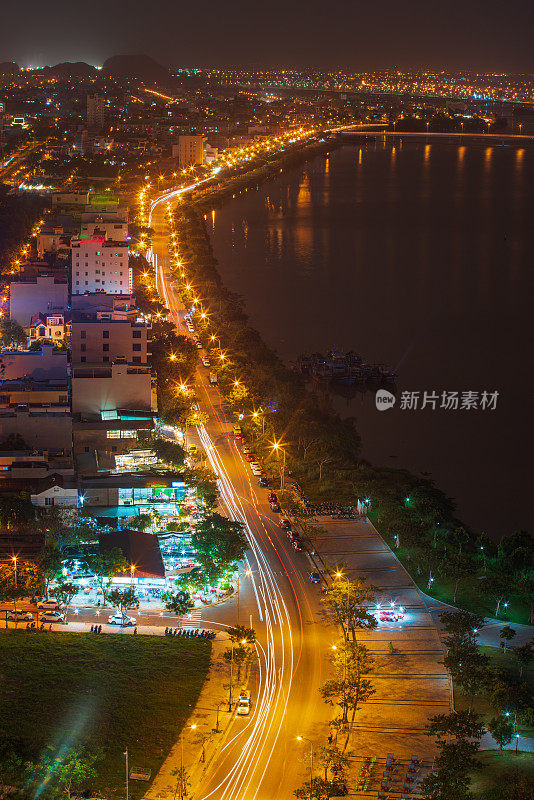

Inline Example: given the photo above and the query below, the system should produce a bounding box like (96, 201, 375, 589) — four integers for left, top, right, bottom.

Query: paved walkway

(309, 516, 450, 793)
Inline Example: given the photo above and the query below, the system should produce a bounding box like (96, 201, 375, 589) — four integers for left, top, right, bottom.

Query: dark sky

(1, 0, 533, 73)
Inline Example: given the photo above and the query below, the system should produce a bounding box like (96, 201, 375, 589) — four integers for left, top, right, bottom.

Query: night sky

(1, 0, 532, 72)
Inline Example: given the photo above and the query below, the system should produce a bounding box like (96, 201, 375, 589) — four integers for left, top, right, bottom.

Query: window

(80, 356, 86, 363)
(103, 343, 109, 352)
(76, 271, 79, 276)
(45, 497, 54, 506)
(132, 330, 141, 338)
(80, 343, 86, 352)
(132, 343, 141, 351)
(80, 331, 86, 338)
(103, 356, 109, 363)
(102, 330, 109, 338)
(132, 356, 141, 364)
(39, 327, 45, 336)
(59, 395, 67, 402)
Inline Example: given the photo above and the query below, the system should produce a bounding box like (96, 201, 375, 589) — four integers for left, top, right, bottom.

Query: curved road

(149, 192, 332, 800)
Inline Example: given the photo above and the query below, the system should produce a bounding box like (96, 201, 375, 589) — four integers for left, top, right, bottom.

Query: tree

(512, 640, 534, 677)
(316, 744, 349, 784)
(483, 572, 510, 617)
(440, 610, 485, 646)
(419, 739, 480, 800)
(487, 715, 514, 751)
(427, 710, 485, 743)
(84, 548, 129, 606)
(323, 574, 378, 642)
(499, 625, 516, 653)
(517, 573, 534, 624)
(227, 624, 256, 645)
(444, 642, 490, 708)
(445, 552, 477, 603)
(162, 589, 194, 622)
(320, 641, 375, 727)
(191, 513, 248, 584)
(0, 318, 26, 349)
(151, 436, 186, 469)
(107, 587, 139, 618)
(54, 580, 78, 621)
(36, 542, 63, 598)
(25, 749, 98, 799)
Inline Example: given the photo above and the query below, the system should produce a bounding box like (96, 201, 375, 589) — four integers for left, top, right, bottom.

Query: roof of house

(99, 529, 165, 579)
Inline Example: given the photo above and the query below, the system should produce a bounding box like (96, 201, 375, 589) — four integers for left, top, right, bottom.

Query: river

(206, 140, 532, 541)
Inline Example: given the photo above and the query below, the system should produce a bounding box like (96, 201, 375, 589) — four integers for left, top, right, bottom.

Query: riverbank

(166, 144, 532, 629)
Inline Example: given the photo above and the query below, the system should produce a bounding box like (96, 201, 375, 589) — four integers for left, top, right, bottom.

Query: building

(80, 209, 129, 241)
(71, 362, 152, 416)
(71, 236, 131, 295)
(79, 470, 185, 522)
(36, 225, 71, 258)
(99, 530, 165, 580)
(0, 378, 69, 409)
(0, 408, 72, 455)
(87, 94, 105, 128)
(30, 476, 78, 508)
(51, 191, 90, 209)
(27, 312, 69, 345)
(176, 135, 206, 169)
(9, 275, 68, 327)
(73, 410, 154, 464)
(71, 310, 151, 366)
(0, 342, 68, 381)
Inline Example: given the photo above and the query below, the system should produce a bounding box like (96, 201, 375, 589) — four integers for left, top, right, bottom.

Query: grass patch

(470, 750, 534, 798)
(0, 630, 211, 798)
(454, 646, 534, 739)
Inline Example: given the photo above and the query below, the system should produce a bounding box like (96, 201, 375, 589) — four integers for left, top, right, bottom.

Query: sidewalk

(0, 620, 222, 637)
(144, 638, 242, 800)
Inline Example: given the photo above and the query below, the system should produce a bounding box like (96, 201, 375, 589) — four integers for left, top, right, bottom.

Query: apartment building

(70, 236, 131, 295)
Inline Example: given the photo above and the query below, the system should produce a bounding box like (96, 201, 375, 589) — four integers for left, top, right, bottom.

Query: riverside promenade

(310, 516, 451, 766)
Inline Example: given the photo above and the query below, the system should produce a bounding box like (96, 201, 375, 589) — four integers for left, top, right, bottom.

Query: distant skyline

(1, 0, 532, 74)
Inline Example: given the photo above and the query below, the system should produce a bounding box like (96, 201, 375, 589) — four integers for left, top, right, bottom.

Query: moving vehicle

(40, 610, 65, 623)
(209, 373, 218, 386)
(6, 609, 33, 622)
(108, 613, 136, 626)
(37, 598, 61, 610)
(237, 699, 251, 716)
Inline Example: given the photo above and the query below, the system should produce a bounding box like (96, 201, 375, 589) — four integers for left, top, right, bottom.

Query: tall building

(71, 310, 151, 366)
(176, 135, 206, 169)
(80, 209, 129, 241)
(86, 94, 105, 128)
(71, 236, 131, 295)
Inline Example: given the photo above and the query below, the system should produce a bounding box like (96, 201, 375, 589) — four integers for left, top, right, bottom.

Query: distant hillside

(0, 62, 20, 76)
(40, 62, 98, 79)
(102, 54, 171, 85)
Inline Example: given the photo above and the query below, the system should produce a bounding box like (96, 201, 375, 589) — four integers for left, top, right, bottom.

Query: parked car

(258, 476, 270, 487)
(37, 599, 61, 610)
(242, 446, 252, 454)
(108, 613, 136, 626)
(244, 453, 255, 462)
(238, 688, 251, 702)
(268, 492, 278, 504)
(40, 610, 65, 623)
(6, 609, 33, 622)
(201, 356, 210, 367)
(309, 572, 321, 584)
(270, 502, 281, 513)
(280, 519, 292, 530)
(292, 539, 304, 551)
(251, 466, 263, 477)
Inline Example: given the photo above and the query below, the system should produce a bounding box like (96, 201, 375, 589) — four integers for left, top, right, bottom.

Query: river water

(206, 141, 532, 540)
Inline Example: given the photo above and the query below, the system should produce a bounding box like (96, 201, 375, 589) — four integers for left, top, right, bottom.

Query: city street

(149, 194, 334, 800)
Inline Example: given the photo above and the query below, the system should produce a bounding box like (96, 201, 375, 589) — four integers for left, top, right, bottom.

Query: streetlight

(271, 439, 286, 491)
(12, 556, 17, 588)
(335, 571, 351, 641)
(124, 749, 129, 800)
(176, 724, 196, 799)
(296, 736, 314, 799)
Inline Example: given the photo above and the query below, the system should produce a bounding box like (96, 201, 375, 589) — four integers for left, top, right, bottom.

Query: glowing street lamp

(296, 736, 314, 799)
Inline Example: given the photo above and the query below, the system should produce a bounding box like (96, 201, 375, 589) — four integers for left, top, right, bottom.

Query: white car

(251, 466, 263, 477)
(37, 598, 61, 610)
(108, 613, 136, 626)
(201, 356, 210, 367)
(40, 610, 65, 623)
(237, 699, 251, 716)
(6, 609, 33, 622)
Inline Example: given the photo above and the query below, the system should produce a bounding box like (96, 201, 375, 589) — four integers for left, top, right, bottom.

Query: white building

(71, 236, 131, 295)
(175, 135, 206, 169)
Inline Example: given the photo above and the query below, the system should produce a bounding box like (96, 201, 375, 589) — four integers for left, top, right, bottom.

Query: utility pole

(124, 749, 129, 800)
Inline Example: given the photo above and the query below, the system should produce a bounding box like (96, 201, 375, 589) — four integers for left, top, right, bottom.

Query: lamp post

(332, 643, 347, 681)
(296, 736, 314, 799)
(271, 439, 286, 492)
(176, 724, 196, 799)
(12, 556, 17, 589)
(335, 571, 351, 642)
(124, 749, 129, 800)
